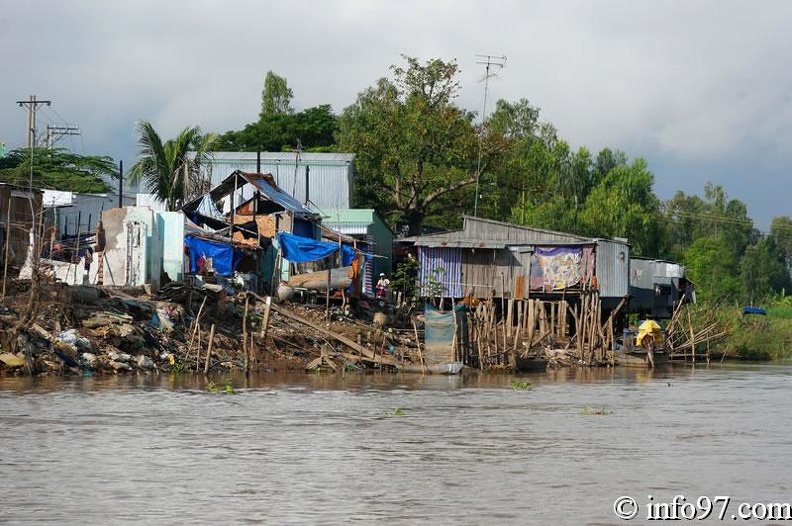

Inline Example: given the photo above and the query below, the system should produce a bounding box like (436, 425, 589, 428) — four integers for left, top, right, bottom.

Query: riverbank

(0, 279, 419, 377)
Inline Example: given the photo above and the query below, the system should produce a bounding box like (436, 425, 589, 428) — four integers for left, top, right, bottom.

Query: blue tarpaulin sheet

(277, 231, 357, 264)
(185, 235, 238, 276)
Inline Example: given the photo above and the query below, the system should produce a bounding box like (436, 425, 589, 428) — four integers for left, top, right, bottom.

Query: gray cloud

(1, 0, 790, 229)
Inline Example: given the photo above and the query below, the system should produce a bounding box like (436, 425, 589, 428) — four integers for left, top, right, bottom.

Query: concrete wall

(93, 207, 162, 289)
(157, 211, 185, 282)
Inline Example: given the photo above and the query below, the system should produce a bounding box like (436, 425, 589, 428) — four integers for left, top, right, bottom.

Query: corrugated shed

(594, 239, 630, 298)
(418, 247, 462, 297)
(201, 152, 355, 211)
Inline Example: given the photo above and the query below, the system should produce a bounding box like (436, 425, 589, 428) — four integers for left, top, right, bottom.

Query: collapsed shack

(0, 276, 423, 377)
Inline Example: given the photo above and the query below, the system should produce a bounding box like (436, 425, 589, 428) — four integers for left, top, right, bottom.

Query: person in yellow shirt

(636, 317, 664, 350)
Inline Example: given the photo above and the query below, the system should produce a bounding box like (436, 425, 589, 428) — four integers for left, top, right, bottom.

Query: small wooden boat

(616, 327, 668, 368)
(515, 353, 549, 372)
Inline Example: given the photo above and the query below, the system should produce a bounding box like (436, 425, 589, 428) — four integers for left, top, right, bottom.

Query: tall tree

(0, 147, 116, 193)
(337, 56, 480, 235)
(770, 215, 792, 276)
(128, 121, 218, 211)
(577, 157, 664, 256)
(260, 71, 294, 118)
(740, 236, 789, 304)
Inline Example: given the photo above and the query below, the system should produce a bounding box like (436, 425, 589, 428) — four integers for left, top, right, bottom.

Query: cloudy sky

(2, 0, 790, 229)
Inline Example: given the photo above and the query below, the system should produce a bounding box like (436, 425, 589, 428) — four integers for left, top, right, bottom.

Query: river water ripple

(1, 363, 791, 525)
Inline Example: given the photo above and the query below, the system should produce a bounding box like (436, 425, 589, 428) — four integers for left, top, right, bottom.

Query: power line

(16, 95, 51, 149)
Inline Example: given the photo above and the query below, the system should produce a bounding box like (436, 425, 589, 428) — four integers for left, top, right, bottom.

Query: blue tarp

(277, 231, 357, 264)
(185, 235, 238, 276)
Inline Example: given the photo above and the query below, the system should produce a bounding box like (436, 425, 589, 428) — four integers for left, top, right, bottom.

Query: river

(1, 362, 791, 525)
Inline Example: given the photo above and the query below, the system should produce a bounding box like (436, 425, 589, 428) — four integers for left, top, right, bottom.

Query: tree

(0, 147, 117, 193)
(216, 104, 338, 152)
(684, 235, 743, 304)
(770, 215, 792, 276)
(128, 121, 218, 211)
(740, 237, 790, 304)
(337, 56, 480, 235)
(577, 157, 664, 256)
(260, 71, 294, 118)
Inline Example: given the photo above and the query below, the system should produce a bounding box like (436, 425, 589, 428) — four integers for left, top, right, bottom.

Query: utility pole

(473, 55, 506, 218)
(44, 124, 80, 148)
(16, 95, 51, 149)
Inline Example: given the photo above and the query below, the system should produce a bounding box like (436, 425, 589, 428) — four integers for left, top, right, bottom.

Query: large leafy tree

(0, 147, 117, 193)
(337, 56, 480, 235)
(128, 121, 218, 211)
(577, 157, 664, 256)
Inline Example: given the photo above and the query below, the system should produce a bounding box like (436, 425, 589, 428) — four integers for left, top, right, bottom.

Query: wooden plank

(255, 294, 399, 367)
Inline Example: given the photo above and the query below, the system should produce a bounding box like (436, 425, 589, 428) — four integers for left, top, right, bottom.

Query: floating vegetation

(580, 406, 612, 416)
(511, 380, 532, 391)
(207, 380, 235, 394)
(389, 407, 406, 417)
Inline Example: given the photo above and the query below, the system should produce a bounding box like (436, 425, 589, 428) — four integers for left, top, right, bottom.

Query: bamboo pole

(204, 323, 216, 374)
(688, 308, 696, 364)
(1, 196, 12, 304)
(242, 294, 250, 373)
(413, 320, 425, 373)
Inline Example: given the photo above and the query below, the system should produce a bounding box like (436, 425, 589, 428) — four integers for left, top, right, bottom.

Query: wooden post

(204, 323, 216, 374)
(242, 294, 250, 373)
(259, 295, 272, 338)
(413, 320, 425, 373)
(688, 308, 696, 364)
(1, 196, 12, 304)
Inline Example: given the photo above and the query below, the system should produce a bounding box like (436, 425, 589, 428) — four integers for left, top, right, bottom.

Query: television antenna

(473, 54, 506, 217)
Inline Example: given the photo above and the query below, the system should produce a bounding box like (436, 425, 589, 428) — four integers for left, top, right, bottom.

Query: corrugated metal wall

(595, 239, 630, 298)
(203, 153, 355, 211)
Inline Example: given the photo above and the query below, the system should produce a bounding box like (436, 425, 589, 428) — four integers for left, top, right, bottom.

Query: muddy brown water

(1, 363, 791, 525)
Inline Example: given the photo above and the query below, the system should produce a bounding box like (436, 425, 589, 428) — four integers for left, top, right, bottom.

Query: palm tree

(129, 121, 218, 211)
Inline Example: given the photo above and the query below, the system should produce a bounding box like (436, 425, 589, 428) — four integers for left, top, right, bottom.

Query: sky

(1, 0, 791, 230)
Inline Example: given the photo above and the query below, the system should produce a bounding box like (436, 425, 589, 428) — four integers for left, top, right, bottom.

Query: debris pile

(0, 279, 424, 377)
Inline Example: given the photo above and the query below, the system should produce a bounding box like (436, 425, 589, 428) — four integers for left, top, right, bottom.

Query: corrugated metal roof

(182, 170, 319, 218)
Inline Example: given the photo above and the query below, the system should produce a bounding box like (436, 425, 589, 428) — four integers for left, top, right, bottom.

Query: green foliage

(207, 380, 235, 394)
(260, 71, 294, 118)
(217, 105, 338, 152)
(128, 121, 218, 211)
(391, 254, 420, 301)
(0, 147, 117, 193)
(337, 55, 479, 235)
(510, 380, 532, 391)
(683, 236, 742, 303)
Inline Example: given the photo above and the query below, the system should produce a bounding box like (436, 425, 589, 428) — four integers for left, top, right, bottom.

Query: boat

(615, 325, 668, 368)
(515, 352, 549, 372)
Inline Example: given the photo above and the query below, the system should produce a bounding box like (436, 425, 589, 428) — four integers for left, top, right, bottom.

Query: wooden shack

(405, 216, 632, 367)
